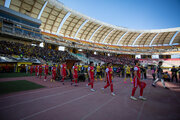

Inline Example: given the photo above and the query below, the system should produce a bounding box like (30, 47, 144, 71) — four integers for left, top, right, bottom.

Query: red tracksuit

(61, 64, 66, 82)
(72, 65, 78, 83)
(35, 65, 38, 76)
(44, 65, 49, 79)
(52, 66, 56, 80)
(131, 66, 146, 96)
(104, 67, 114, 92)
(88, 66, 94, 88)
(39, 65, 42, 78)
(30, 66, 33, 74)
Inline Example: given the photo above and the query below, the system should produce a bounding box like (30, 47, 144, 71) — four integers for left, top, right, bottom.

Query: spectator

(171, 66, 178, 83)
(163, 72, 170, 82)
(0, 41, 77, 64)
(151, 66, 156, 80)
(26, 65, 29, 74)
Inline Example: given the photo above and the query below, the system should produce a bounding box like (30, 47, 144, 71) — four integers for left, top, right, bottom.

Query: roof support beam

(56, 12, 71, 35)
(102, 29, 114, 43)
(132, 33, 143, 46)
(95, 27, 106, 42)
(88, 25, 102, 41)
(80, 22, 93, 40)
(98, 28, 111, 43)
(4, 0, 11, 8)
(126, 33, 137, 45)
(111, 31, 122, 44)
(161, 32, 170, 44)
(69, 18, 82, 37)
(43, 6, 55, 31)
(117, 32, 128, 45)
(169, 31, 179, 45)
(107, 30, 118, 44)
(50, 9, 63, 33)
(74, 19, 88, 39)
(64, 16, 76, 36)
(37, 1, 48, 19)
(142, 33, 152, 45)
(149, 33, 159, 46)
(84, 24, 99, 40)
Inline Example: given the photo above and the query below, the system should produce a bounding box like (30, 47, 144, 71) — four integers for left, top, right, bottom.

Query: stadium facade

(0, 0, 180, 59)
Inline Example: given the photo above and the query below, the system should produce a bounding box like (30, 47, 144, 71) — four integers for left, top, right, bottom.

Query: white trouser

(153, 73, 166, 88)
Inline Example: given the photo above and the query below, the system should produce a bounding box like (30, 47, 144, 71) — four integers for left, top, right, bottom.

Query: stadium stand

(0, 41, 77, 63)
(0, 0, 179, 68)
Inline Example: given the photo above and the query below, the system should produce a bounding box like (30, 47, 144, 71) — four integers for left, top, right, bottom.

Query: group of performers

(29, 59, 169, 101)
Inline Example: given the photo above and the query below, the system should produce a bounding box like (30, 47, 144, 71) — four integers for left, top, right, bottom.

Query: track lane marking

(20, 92, 95, 120)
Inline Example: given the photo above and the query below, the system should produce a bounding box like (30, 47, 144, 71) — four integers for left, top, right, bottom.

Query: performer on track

(30, 65, 33, 75)
(124, 65, 133, 83)
(130, 60, 147, 101)
(86, 62, 95, 92)
(152, 61, 168, 89)
(95, 63, 103, 81)
(51, 64, 56, 82)
(71, 62, 78, 86)
(35, 65, 38, 77)
(61, 61, 67, 85)
(101, 63, 115, 96)
(38, 64, 42, 79)
(44, 63, 49, 81)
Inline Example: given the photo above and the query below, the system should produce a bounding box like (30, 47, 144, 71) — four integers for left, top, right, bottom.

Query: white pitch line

(20, 92, 95, 120)
(0, 87, 85, 110)
(81, 97, 115, 120)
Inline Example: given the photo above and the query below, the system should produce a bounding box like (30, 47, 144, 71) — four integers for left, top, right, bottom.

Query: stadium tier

(0, 0, 179, 66)
(0, 0, 179, 46)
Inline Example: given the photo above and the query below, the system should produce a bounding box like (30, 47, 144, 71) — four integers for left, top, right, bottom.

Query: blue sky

(59, 0, 180, 30)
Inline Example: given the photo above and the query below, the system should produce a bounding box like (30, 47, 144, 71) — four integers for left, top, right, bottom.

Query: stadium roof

(1, 0, 180, 47)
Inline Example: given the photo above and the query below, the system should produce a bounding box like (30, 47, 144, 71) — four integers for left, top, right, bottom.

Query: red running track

(0, 76, 180, 120)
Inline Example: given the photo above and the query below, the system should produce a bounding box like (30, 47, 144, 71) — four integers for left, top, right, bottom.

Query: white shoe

(111, 92, 115, 96)
(90, 89, 95, 92)
(86, 84, 89, 87)
(139, 96, 147, 101)
(130, 96, 137, 101)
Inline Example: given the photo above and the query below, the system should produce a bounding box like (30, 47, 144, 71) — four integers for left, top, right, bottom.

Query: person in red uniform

(38, 64, 43, 79)
(71, 62, 78, 86)
(30, 65, 33, 75)
(86, 62, 95, 92)
(35, 65, 38, 77)
(61, 61, 67, 85)
(51, 64, 56, 82)
(130, 60, 147, 101)
(44, 63, 49, 81)
(101, 63, 115, 96)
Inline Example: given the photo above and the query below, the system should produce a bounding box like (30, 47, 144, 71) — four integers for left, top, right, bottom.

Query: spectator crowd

(0, 41, 77, 63)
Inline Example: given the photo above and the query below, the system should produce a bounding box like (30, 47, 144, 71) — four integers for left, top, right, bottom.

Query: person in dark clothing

(171, 66, 178, 83)
(151, 66, 156, 80)
(152, 61, 168, 89)
(144, 67, 147, 79)
(163, 72, 171, 82)
(122, 66, 125, 78)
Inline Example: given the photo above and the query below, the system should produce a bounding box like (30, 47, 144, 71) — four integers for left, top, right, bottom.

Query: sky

(58, 0, 180, 30)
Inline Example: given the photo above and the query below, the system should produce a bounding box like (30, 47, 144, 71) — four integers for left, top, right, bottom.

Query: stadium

(0, 0, 179, 120)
